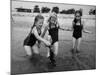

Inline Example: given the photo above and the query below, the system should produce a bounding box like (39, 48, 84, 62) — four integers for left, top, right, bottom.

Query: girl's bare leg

(72, 37, 76, 49)
(47, 47, 50, 57)
(32, 44, 39, 54)
(76, 38, 82, 51)
(24, 46, 33, 56)
(54, 42, 59, 56)
(46, 35, 52, 57)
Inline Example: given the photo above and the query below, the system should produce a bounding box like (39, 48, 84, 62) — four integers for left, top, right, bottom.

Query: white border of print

(0, 0, 98, 75)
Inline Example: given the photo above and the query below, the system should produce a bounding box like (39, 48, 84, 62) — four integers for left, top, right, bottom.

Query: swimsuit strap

(73, 18, 82, 26)
(30, 25, 35, 34)
(27, 24, 36, 38)
(36, 27, 41, 35)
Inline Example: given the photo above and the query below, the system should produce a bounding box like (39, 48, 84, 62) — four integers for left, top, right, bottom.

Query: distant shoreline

(12, 12, 96, 20)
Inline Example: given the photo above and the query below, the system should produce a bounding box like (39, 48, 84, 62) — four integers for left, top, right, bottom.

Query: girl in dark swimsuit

(23, 14, 51, 59)
(42, 13, 59, 65)
(70, 11, 92, 53)
(42, 12, 68, 65)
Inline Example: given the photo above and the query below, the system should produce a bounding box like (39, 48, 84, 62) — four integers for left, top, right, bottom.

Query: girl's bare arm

(32, 27, 50, 46)
(57, 20, 72, 31)
(83, 29, 92, 33)
(41, 24, 49, 38)
(63, 21, 74, 31)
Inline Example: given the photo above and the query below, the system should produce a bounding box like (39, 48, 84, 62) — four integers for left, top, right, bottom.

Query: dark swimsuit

(48, 21, 58, 45)
(73, 19, 83, 39)
(23, 26, 41, 47)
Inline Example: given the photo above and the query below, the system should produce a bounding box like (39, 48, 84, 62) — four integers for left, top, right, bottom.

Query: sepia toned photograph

(11, 0, 96, 74)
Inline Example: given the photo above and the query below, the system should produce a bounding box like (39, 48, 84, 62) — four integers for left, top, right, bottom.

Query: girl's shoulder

(32, 26, 37, 33)
(32, 25, 36, 29)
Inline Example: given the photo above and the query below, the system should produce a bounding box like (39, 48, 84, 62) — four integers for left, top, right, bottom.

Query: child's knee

(32, 45, 39, 54)
(24, 46, 32, 56)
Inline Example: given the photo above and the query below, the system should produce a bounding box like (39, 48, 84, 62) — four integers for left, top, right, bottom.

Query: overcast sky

(11, 0, 96, 15)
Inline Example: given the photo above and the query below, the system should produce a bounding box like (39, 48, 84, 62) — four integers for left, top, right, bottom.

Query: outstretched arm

(59, 22, 74, 31)
(41, 25, 49, 38)
(59, 26, 72, 31)
(36, 25, 49, 48)
(32, 27, 51, 46)
(83, 29, 92, 34)
(57, 20, 72, 31)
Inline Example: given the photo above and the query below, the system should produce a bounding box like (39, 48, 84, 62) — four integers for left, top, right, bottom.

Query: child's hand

(89, 31, 93, 34)
(45, 41, 51, 46)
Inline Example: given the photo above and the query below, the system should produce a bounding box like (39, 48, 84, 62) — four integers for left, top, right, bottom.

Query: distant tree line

(41, 7, 50, 13)
(89, 9, 96, 15)
(33, 5, 40, 13)
(15, 5, 95, 15)
(15, 8, 31, 13)
(60, 8, 75, 14)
